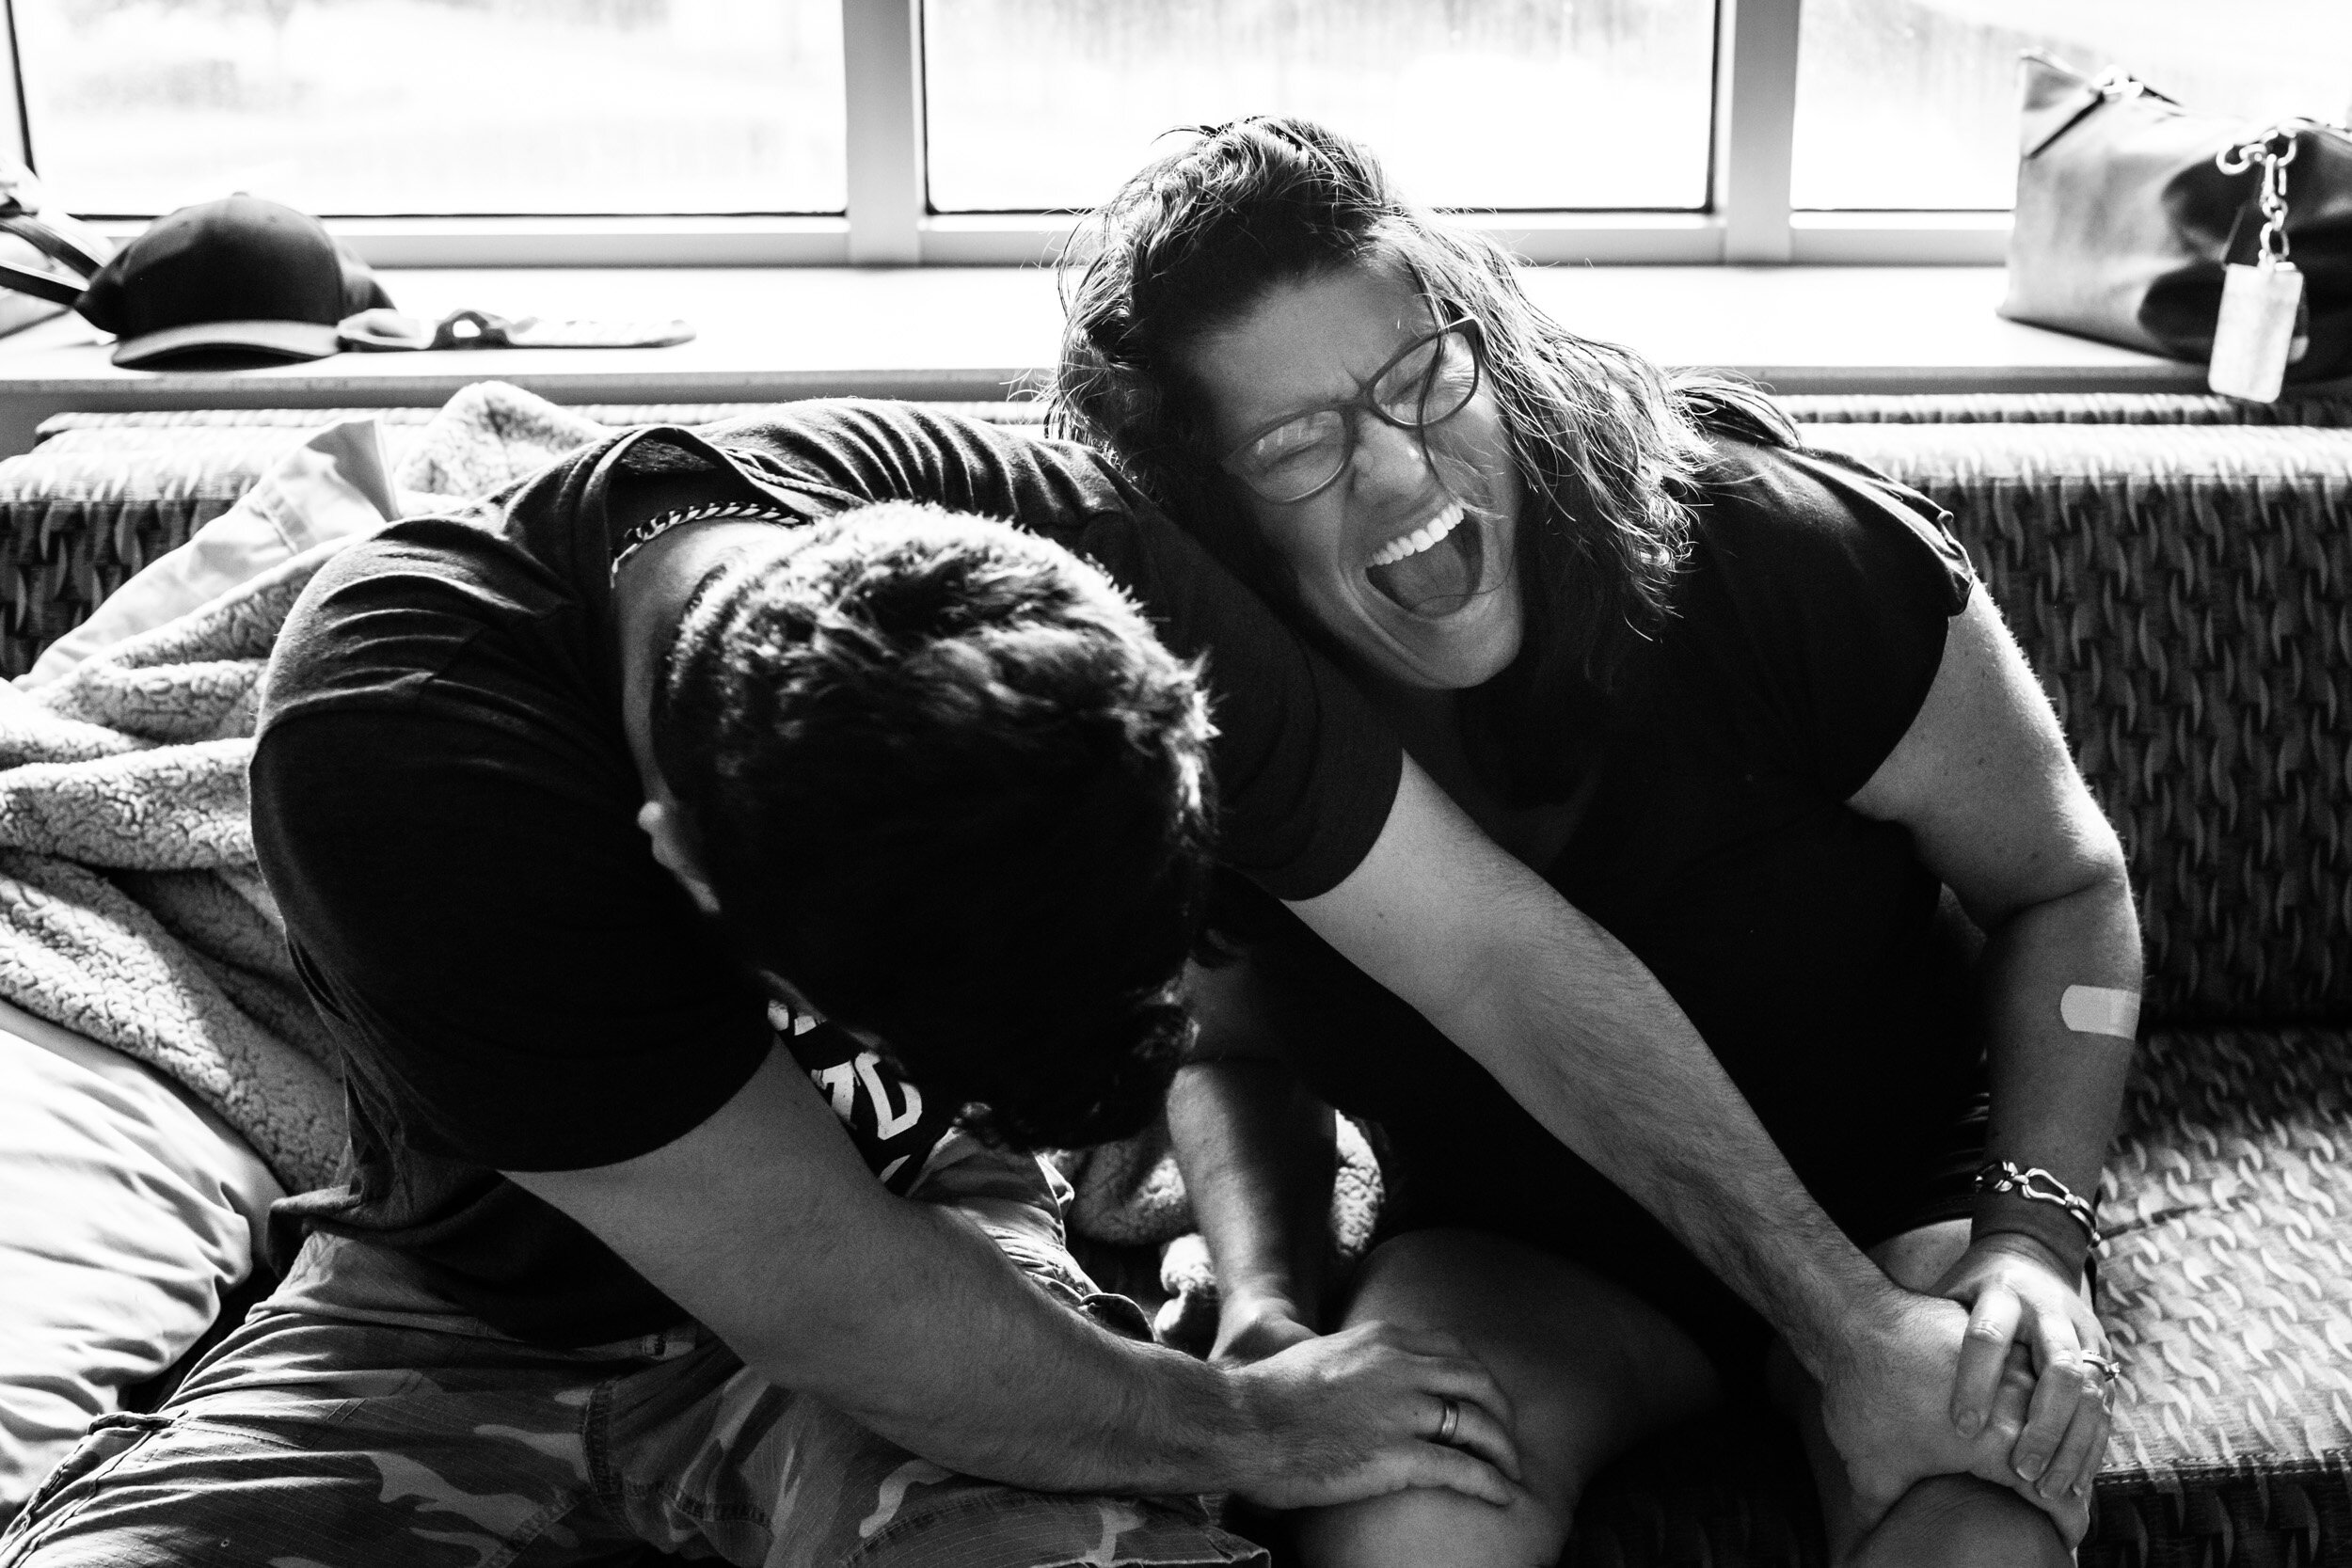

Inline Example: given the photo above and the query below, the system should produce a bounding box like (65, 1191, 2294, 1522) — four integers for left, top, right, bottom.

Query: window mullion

(2, 0, 32, 171)
(842, 0, 924, 264)
(1715, 0, 1801, 263)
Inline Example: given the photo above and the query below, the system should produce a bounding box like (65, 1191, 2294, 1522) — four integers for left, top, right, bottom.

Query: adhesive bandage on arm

(2059, 985, 2140, 1041)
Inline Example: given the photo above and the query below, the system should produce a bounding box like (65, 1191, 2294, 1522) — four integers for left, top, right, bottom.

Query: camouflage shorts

(0, 1143, 1266, 1568)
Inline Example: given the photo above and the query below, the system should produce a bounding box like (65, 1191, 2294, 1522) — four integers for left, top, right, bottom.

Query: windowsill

(0, 264, 2249, 456)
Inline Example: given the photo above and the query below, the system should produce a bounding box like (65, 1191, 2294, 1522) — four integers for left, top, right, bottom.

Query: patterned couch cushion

(1809, 421, 2352, 1029)
(2100, 1027, 2352, 1475)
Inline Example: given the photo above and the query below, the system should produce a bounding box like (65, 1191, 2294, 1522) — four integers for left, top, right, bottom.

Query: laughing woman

(1052, 119, 2142, 1568)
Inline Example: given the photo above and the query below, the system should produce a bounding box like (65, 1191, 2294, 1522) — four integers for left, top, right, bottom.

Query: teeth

(1369, 502, 1465, 568)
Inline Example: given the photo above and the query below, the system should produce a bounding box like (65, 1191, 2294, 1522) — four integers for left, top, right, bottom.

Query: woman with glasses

(1052, 118, 2139, 1568)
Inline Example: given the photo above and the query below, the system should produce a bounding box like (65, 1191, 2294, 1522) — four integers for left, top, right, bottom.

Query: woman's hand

(1822, 1288, 2092, 1547)
(1213, 1289, 1321, 1366)
(1933, 1233, 2112, 1505)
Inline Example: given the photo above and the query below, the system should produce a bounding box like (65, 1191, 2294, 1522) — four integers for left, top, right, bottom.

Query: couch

(0, 388, 2347, 1568)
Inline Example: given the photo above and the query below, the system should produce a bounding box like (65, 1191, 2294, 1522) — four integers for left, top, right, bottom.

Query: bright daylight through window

(1791, 0, 2352, 211)
(11, 0, 845, 214)
(921, 0, 1715, 213)
(2, 0, 2346, 235)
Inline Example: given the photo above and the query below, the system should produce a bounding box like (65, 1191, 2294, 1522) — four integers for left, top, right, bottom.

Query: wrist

(1972, 1160, 2097, 1249)
(1218, 1279, 1311, 1325)
(1970, 1197, 2090, 1283)
(1793, 1272, 1917, 1386)
(1213, 1357, 1295, 1492)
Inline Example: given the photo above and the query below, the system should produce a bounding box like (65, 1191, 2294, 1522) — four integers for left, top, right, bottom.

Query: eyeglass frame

(1214, 316, 1486, 506)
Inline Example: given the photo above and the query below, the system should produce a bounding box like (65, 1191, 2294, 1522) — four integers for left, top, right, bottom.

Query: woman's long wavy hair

(1049, 115, 1797, 723)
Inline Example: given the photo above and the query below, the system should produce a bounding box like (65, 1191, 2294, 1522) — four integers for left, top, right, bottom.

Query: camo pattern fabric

(0, 1159, 1265, 1568)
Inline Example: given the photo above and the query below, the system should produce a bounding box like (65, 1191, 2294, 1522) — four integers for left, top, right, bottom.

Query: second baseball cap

(75, 194, 392, 369)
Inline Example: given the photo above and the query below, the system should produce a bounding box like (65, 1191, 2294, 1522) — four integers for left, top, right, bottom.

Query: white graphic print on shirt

(771, 1000, 959, 1196)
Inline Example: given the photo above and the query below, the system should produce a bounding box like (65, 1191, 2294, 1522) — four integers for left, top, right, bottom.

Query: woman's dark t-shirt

(253, 402, 1402, 1346)
(1237, 434, 1983, 1345)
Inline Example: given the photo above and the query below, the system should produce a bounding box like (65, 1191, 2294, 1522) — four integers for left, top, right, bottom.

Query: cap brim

(111, 318, 342, 369)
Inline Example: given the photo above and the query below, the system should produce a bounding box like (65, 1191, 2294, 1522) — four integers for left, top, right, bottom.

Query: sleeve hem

(1248, 740, 1406, 904)
(465, 1037, 774, 1175)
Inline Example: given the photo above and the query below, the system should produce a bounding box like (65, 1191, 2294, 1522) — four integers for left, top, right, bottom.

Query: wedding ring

(2080, 1352, 2119, 1381)
(1434, 1397, 1461, 1447)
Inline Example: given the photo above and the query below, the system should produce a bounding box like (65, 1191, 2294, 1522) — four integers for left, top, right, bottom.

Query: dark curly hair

(1049, 114, 1796, 703)
(651, 502, 1216, 1151)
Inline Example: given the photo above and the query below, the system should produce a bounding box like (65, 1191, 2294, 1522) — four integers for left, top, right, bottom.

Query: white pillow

(18, 417, 399, 688)
(2, 420, 364, 1519)
(0, 998, 282, 1524)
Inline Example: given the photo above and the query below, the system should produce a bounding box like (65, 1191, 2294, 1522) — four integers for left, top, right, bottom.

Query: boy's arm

(507, 1041, 1523, 1510)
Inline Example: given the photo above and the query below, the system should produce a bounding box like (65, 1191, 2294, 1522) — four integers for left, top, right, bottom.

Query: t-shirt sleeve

(252, 704, 775, 1173)
(1694, 440, 1976, 800)
(1077, 508, 1404, 902)
(586, 404, 1409, 904)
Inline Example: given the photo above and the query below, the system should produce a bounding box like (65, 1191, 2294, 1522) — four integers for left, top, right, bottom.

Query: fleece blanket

(0, 379, 1379, 1323)
(0, 382, 609, 1194)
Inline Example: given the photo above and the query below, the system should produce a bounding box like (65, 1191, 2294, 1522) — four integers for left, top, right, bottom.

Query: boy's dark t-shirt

(253, 402, 1402, 1346)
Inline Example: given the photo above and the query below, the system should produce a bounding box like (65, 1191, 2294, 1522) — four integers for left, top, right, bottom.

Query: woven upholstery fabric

(2078, 1026, 2352, 1568)
(1782, 391, 2352, 426)
(1807, 423, 2352, 1029)
(0, 404, 1051, 678)
(2100, 1028, 2352, 1471)
(29, 401, 1047, 439)
(0, 436, 295, 678)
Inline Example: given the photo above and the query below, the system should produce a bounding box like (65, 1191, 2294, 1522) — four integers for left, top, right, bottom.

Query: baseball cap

(76, 195, 392, 369)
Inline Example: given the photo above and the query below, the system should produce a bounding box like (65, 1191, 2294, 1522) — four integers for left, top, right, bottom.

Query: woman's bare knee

(1845, 1475, 2070, 1568)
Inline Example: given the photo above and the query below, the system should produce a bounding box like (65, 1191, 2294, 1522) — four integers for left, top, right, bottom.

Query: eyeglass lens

(1232, 325, 1481, 503)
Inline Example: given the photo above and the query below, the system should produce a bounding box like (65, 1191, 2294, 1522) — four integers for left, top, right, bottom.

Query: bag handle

(0, 162, 109, 268)
(0, 213, 104, 284)
(0, 257, 85, 306)
(2019, 49, 2182, 160)
(0, 159, 108, 307)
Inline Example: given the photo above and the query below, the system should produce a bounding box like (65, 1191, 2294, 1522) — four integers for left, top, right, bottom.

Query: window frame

(2, 0, 2013, 268)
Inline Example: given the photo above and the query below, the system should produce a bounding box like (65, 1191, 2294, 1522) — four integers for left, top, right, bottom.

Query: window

(10, 0, 845, 214)
(921, 0, 1716, 214)
(2, 0, 2340, 263)
(1791, 0, 2352, 212)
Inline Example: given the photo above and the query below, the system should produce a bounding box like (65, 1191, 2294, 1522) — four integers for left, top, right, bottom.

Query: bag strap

(0, 160, 109, 305)
(0, 257, 85, 306)
(0, 212, 105, 284)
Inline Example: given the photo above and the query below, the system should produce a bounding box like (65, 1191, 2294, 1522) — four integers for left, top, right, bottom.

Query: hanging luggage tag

(2210, 256, 2304, 403)
(2210, 129, 2308, 403)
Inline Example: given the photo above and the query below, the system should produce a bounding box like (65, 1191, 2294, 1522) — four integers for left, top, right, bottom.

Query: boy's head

(644, 501, 1216, 1151)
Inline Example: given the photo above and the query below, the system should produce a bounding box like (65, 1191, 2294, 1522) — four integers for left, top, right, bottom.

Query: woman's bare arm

(1285, 757, 2078, 1537)
(1849, 588, 2140, 1500)
(1168, 956, 1339, 1361)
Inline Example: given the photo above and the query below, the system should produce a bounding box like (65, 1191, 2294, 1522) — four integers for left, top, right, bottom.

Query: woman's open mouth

(1364, 500, 1486, 617)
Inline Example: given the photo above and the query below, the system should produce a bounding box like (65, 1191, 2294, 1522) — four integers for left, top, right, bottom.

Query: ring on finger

(1433, 1397, 1460, 1447)
(2079, 1352, 2118, 1381)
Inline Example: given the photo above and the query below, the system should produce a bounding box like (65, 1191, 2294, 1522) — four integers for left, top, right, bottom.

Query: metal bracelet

(1972, 1160, 2100, 1245)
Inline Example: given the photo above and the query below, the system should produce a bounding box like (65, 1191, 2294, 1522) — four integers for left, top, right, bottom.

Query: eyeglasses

(1217, 319, 1485, 505)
